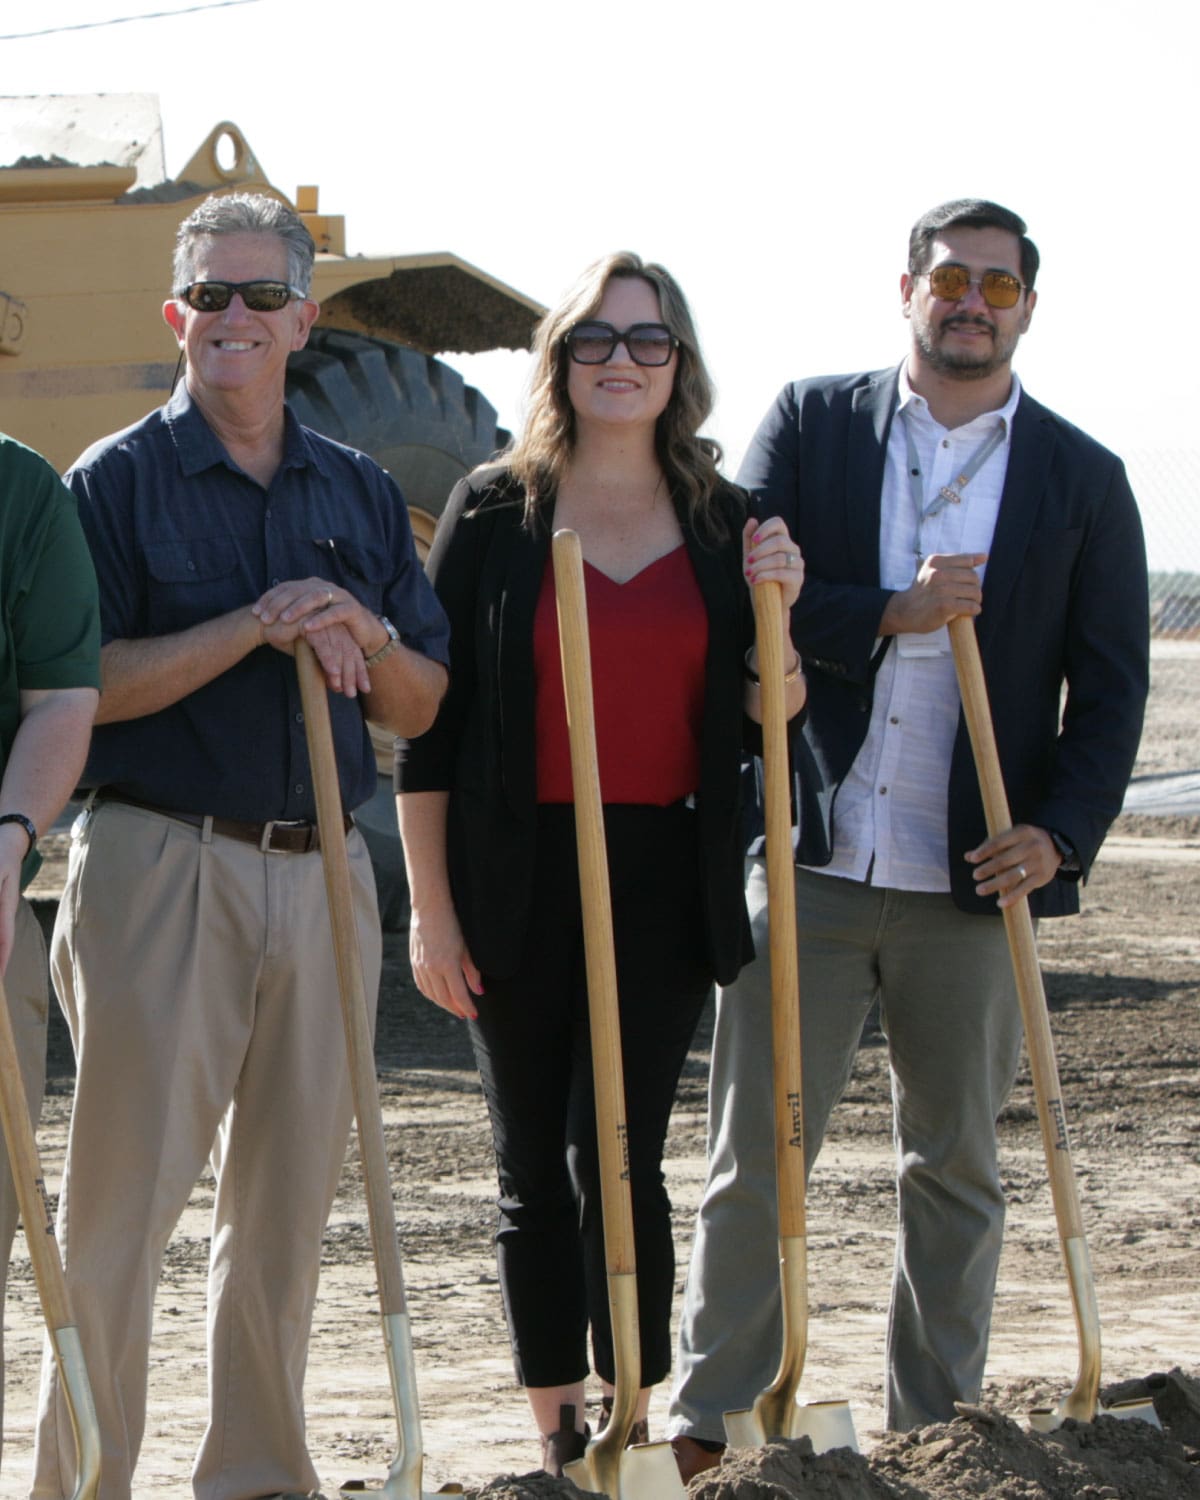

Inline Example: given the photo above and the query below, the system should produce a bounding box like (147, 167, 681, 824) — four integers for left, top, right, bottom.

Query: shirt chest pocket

(302, 536, 390, 614)
(143, 538, 241, 634)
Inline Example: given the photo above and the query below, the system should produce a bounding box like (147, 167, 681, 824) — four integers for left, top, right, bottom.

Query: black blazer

(738, 367, 1150, 919)
(397, 466, 756, 980)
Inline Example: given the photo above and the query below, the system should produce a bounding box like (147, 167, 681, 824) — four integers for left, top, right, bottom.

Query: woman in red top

(396, 253, 805, 1472)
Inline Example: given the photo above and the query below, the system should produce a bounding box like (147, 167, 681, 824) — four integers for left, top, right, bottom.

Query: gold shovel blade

(724, 1397, 858, 1453)
(564, 1435, 685, 1500)
(1028, 1397, 1162, 1434)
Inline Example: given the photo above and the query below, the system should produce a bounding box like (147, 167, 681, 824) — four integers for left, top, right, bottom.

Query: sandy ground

(1, 645, 1196, 1498)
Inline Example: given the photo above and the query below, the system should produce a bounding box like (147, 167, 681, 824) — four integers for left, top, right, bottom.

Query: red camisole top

(533, 545, 708, 805)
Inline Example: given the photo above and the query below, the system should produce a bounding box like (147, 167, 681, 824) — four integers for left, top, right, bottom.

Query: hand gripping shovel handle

(0, 977, 100, 1499)
(947, 615, 1101, 1423)
(295, 640, 426, 1500)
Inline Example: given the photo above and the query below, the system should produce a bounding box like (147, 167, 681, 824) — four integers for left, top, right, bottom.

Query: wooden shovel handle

(0, 975, 101, 1497)
(295, 640, 409, 1317)
(947, 616, 1086, 1243)
(0, 976, 74, 1327)
(551, 531, 637, 1277)
(751, 581, 806, 1240)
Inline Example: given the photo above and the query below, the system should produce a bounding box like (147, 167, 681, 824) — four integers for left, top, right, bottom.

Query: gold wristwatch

(364, 616, 401, 667)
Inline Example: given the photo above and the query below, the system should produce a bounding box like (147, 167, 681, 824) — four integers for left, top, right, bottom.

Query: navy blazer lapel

(978, 393, 1055, 653)
(846, 368, 898, 584)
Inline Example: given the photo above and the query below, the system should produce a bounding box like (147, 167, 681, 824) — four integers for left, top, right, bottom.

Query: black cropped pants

(468, 802, 713, 1388)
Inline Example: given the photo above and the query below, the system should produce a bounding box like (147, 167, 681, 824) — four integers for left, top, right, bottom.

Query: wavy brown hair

(506, 252, 727, 540)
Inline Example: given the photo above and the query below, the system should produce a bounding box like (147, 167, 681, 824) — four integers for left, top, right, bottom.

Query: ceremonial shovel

(0, 974, 100, 1499)
(295, 640, 459, 1499)
(722, 581, 856, 1455)
(551, 530, 687, 1500)
(947, 615, 1158, 1432)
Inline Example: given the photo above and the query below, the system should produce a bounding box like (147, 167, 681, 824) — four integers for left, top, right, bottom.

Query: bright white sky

(5, 0, 1197, 566)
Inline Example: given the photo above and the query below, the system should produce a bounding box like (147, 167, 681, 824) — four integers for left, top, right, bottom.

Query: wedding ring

(1017, 865, 1027, 881)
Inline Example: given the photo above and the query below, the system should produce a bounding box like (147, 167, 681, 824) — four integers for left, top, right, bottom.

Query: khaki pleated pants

(31, 800, 381, 1500)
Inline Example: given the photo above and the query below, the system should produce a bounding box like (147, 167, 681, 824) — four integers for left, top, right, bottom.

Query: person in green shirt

(0, 432, 100, 1464)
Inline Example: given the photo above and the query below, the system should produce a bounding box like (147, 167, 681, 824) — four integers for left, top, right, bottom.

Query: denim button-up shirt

(70, 384, 449, 821)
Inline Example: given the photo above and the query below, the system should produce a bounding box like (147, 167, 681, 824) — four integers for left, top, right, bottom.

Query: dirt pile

(693, 1371, 1200, 1500)
(468, 1371, 1200, 1500)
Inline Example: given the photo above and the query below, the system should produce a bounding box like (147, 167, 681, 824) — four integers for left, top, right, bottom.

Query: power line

(1, 0, 260, 42)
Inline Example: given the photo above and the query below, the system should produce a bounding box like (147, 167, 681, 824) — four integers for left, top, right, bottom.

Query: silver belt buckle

(260, 818, 312, 853)
(259, 819, 288, 852)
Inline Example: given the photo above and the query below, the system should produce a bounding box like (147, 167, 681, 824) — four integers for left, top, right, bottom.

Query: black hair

(908, 199, 1039, 289)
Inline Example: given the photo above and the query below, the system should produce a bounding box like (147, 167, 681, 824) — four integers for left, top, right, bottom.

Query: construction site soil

(2, 644, 1197, 1499)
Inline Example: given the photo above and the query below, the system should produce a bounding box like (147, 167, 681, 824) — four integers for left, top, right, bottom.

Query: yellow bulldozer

(0, 93, 542, 547)
(0, 94, 543, 925)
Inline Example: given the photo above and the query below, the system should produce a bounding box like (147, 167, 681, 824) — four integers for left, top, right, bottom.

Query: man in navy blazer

(669, 200, 1149, 1474)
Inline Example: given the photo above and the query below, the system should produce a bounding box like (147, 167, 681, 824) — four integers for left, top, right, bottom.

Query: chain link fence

(1126, 448, 1200, 638)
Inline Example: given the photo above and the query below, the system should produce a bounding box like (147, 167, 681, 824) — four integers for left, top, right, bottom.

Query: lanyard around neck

(899, 406, 1006, 565)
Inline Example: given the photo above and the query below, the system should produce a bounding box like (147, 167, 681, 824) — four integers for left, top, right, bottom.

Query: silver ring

(1017, 865, 1027, 881)
(326, 589, 333, 605)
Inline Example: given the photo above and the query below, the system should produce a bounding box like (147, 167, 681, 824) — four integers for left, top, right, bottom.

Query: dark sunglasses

(176, 280, 307, 313)
(566, 321, 679, 367)
(920, 264, 1026, 310)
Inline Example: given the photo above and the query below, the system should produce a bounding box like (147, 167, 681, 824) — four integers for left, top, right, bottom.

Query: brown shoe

(671, 1433, 725, 1484)
(542, 1402, 590, 1477)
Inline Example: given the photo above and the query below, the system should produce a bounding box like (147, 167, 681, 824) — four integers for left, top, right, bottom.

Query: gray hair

(172, 192, 316, 295)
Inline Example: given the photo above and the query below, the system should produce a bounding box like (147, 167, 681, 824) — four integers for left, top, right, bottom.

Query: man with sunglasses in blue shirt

(32, 193, 448, 1500)
(669, 199, 1149, 1477)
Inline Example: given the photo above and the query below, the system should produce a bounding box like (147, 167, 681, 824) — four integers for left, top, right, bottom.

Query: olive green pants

(669, 860, 1023, 1439)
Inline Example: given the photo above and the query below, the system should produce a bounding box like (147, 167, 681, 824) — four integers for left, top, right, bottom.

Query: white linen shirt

(808, 365, 1022, 891)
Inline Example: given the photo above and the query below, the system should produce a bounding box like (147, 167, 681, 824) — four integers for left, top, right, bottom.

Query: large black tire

(286, 329, 509, 929)
(285, 327, 510, 550)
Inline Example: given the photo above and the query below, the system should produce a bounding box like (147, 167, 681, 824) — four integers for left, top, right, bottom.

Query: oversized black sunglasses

(919, 264, 1026, 310)
(566, 321, 679, 367)
(176, 280, 307, 313)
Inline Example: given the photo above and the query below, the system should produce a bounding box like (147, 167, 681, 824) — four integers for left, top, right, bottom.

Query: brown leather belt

(98, 791, 352, 854)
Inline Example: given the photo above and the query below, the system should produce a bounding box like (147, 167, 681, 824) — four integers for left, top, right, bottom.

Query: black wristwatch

(1047, 829, 1082, 879)
(0, 812, 38, 854)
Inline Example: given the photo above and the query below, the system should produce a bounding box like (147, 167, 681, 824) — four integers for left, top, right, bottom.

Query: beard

(912, 311, 1020, 381)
